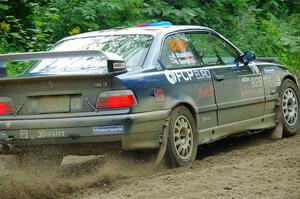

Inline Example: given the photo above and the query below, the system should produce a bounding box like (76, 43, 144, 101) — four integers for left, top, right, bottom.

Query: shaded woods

(0, 0, 299, 75)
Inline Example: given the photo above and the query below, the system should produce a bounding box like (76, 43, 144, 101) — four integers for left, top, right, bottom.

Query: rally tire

(166, 106, 198, 167)
(279, 79, 300, 136)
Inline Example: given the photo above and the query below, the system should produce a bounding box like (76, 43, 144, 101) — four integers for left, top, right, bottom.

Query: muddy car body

(0, 23, 299, 166)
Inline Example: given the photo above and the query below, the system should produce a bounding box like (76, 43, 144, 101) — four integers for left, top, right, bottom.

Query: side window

(161, 33, 199, 69)
(186, 33, 240, 66)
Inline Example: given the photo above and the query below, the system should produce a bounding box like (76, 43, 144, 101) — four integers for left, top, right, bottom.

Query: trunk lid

(1, 74, 112, 116)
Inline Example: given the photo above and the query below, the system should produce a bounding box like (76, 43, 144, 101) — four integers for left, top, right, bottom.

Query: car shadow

(196, 130, 274, 160)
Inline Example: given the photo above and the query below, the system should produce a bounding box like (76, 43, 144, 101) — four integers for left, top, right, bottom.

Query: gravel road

(0, 131, 299, 199)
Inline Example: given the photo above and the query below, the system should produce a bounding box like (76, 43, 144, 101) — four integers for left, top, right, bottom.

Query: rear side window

(161, 33, 200, 69)
(29, 34, 153, 75)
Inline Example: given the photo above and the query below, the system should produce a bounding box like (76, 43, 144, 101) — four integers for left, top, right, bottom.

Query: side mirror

(242, 51, 256, 65)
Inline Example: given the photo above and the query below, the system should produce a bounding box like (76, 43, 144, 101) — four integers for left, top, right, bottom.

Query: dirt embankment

(0, 132, 299, 199)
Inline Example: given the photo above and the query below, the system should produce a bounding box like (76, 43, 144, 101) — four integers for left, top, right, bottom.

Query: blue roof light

(147, 21, 173, 26)
(134, 21, 173, 27)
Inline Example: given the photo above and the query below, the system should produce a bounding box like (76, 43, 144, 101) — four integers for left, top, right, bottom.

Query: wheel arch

(282, 74, 299, 87)
(170, 102, 197, 125)
(166, 102, 199, 167)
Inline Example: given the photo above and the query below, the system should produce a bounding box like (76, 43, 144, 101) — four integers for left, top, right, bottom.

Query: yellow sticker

(168, 39, 187, 51)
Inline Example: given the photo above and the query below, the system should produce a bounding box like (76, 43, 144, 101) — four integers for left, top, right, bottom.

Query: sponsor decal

(198, 85, 214, 97)
(37, 129, 65, 138)
(263, 75, 281, 87)
(241, 76, 251, 83)
(92, 125, 124, 135)
(168, 39, 187, 51)
(240, 76, 263, 89)
(249, 63, 260, 74)
(263, 67, 275, 73)
(240, 75, 264, 98)
(168, 52, 197, 65)
(165, 68, 211, 84)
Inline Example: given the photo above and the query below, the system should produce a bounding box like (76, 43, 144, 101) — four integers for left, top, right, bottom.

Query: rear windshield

(29, 34, 153, 74)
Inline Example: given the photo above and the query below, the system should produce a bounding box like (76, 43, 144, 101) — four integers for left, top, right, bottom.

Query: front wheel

(166, 106, 198, 167)
(279, 79, 300, 136)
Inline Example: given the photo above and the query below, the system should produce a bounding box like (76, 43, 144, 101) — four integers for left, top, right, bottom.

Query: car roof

(62, 25, 212, 41)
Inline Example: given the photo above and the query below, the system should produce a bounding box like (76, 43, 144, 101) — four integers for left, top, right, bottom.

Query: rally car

(0, 22, 299, 167)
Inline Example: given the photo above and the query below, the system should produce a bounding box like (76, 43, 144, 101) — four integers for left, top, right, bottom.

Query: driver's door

(187, 32, 265, 126)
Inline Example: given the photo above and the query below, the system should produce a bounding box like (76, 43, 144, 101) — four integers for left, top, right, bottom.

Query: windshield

(29, 34, 153, 74)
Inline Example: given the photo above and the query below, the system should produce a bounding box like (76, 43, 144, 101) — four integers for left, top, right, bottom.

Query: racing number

(251, 76, 263, 88)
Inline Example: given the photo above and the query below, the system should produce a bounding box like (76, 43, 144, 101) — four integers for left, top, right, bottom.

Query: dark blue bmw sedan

(0, 22, 299, 167)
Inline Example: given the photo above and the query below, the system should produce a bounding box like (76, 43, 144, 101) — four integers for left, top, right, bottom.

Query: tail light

(0, 97, 15, 115)
(96, 90, 137, 109)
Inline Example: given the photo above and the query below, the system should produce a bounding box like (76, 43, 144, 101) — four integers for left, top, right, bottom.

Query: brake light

(96, 90, 137, 109)
(0, 98, 15, 115)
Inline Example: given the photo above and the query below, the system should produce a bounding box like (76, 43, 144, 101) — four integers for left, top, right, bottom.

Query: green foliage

(0, 0, 10, 16)
(0, 0, 299, 75)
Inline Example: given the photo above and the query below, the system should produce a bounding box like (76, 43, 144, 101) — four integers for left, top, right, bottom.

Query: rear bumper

(0, 110, 169, 152)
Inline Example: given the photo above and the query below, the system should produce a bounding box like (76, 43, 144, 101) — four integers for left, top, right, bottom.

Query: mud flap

(153, 118, 169, 167)
(269, 99, 283, 139)
(269, 119, 283, 139)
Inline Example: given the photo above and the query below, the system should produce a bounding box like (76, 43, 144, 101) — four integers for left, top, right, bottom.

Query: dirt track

(0, 132, 299, 199)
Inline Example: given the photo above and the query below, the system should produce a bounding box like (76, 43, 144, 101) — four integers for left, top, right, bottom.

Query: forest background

(0, 0, 299, 76)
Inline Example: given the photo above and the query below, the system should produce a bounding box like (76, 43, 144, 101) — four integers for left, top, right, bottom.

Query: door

(187, 32, 265, 126)
(160, 32, 218, 134)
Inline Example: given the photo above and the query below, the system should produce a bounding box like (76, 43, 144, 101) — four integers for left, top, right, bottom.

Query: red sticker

(198, 85, 214, 97)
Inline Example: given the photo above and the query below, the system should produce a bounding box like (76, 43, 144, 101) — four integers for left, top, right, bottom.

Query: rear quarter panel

(117, 67, 218, 132)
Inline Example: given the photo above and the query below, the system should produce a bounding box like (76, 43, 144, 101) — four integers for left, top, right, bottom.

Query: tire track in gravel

(74, 132, 300, 199)
(0, 132, 299, 199)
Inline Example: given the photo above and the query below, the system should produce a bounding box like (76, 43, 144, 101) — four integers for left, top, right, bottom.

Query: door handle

(214, 74, 224, 81)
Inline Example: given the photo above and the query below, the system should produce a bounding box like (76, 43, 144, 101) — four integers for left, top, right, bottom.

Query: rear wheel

(166, 106, 198, 167)
(279, 79, 300, 136)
